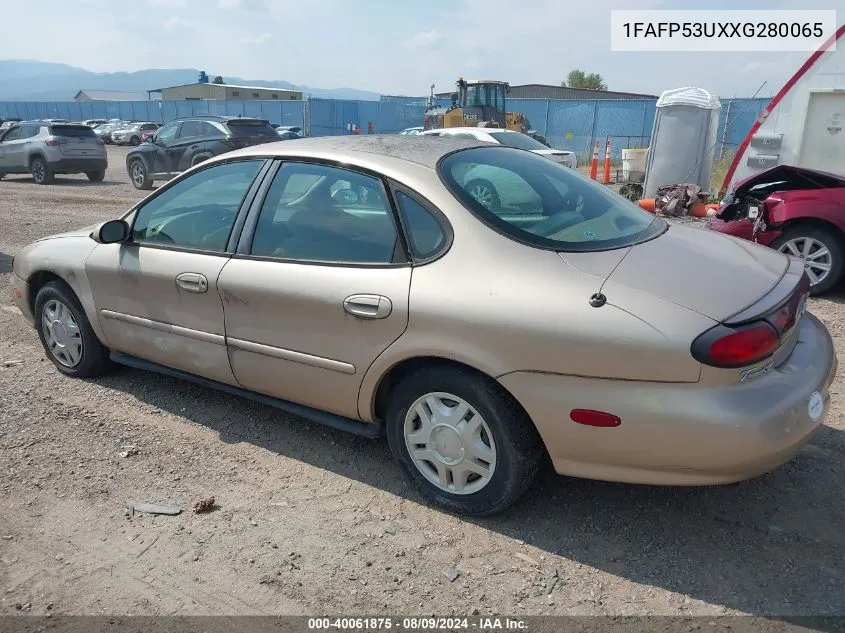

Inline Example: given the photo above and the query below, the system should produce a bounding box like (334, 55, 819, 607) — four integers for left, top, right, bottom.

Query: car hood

(33, 224, 99, 243)
(730, 164, 845, 196)
(559, 224, 788, 321)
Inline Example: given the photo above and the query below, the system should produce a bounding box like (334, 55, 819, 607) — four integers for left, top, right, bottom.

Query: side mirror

(145, 136, 155, 143)
(91, 219, 129, 244)
(747, 206, 760, 220)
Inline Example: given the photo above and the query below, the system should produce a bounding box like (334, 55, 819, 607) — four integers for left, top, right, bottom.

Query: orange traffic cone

(602, 139, 612, 184)
(589, 140, 600, 180)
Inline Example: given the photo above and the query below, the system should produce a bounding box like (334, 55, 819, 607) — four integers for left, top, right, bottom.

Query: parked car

(0, 118, 22, 133)
(276, 125, 303, 136)
(94, 121, 129, 144)
(83, 119, 109, 127)
(277, 130, 302, 141)
(125, 115, 278, 190)
(399, 127, 423, 135)
(11, 136, 836, 515)
(707, 165, 845, 295)
(419, 127, 577, 169)
(0, 121, 107, 184)
(111, 122, 161, 146)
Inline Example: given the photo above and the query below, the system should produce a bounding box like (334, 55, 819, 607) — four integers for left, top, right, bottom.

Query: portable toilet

(643, 87, 721, 198)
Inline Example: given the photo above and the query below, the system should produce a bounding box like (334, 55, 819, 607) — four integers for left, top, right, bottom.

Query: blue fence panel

(545, 100, 597, 155)
(0, 96, 776, 156)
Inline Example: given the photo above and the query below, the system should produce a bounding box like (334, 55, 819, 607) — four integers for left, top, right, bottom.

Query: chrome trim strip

(227, 337, 356, 375)
(100, 310, 225, 346)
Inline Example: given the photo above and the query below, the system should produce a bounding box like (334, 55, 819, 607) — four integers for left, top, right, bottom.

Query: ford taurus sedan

(11, 136, 837, 515)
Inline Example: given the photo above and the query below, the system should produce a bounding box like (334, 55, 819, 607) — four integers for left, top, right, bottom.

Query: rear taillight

(45, 138, 66, 146)
(703, 323, 780, 367)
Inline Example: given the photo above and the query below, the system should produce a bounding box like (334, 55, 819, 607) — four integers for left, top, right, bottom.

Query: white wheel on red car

(772, 225, 843, 295)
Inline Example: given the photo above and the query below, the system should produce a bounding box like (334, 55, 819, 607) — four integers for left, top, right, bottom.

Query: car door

(150, 121, 181, 176)
(0, 125, 21, 170)
(217, 160, 412, 419)
(169, 119, 204, 173)
(0, 125, 38, 173)
(85, 158, 268, 384)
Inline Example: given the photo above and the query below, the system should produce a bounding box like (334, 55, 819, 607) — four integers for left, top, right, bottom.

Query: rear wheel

(465, 178, 501, 211)
(771, 225, 844, 295)
(129, 159, 152, 190)
(34, 280, 116, 378)
(86, 170, 105, 182)
(385, 365, 544, 516)
(31, 157, 53, 185)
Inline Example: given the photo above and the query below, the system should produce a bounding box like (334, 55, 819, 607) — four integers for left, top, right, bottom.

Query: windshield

(438, 146, 665, 252)
(488, 132, 550, 151)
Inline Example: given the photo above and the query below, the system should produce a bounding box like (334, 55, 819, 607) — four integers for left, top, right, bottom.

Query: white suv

(418, 127, 577, 169)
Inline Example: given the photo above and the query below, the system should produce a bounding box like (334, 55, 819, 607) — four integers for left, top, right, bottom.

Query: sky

(0, 0, 841, 98)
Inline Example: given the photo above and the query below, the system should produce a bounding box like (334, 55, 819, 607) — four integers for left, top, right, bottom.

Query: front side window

(439, 146, 665, 252)
(1, 126, 21, 142)
(250, 162, 399, 264)
(131, 160, 263, 251)
(178, 120, 203, 138)
(156, 122, 180, 143)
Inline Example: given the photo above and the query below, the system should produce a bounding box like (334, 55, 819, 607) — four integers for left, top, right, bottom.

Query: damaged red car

(707, 165, 845, 295)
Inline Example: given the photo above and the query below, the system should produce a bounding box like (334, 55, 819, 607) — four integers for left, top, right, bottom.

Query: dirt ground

(1, 146, 844, 618)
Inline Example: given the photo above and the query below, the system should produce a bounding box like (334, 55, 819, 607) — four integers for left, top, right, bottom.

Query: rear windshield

(224, 120, 278, 137)
(50, 125, 97, 138)
(438, 146, 665, 252)
(487, 132, 549, 151)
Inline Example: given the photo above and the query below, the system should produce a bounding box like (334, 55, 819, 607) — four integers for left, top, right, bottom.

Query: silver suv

(0, 122, 108, 184)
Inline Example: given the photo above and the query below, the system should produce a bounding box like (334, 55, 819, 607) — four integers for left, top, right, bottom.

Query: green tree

(561, 69, 607, 91)
(213, 75, 225, 84)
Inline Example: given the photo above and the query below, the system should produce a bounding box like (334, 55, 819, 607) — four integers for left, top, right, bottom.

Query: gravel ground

(1, 146, 844, 618)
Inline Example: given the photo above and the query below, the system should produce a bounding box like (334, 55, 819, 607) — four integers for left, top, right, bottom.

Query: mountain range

(0, 60, 382, 101)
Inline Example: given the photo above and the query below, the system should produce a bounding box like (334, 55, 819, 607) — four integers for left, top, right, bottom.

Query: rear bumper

(49, 157, 107, 173)
(499, 313, 837, 486)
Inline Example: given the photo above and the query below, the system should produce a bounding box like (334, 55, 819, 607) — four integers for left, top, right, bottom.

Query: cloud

(405, 30, 443, 49)
(162, 16, 188, 29)
(239, 32, 272, 45)
(217, 0, 241, 7)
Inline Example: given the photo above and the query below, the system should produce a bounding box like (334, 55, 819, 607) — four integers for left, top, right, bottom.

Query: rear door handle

(343, 294, 392, 319)
(175, 272, 208, 293)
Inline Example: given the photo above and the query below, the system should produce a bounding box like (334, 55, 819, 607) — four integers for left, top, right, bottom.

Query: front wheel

(34, 280, 117, 378)
(128, 159, 152, 190)
(385, 366, 544, 516)
(771, 225, 844, 295)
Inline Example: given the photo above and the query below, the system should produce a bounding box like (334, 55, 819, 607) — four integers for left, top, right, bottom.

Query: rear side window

(395, 191, 447, 260)
(225, 120, 278, 138)
(50, 125, 96, 138)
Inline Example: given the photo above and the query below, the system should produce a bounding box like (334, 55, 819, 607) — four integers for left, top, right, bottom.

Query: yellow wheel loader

(423, 78, 532, 133)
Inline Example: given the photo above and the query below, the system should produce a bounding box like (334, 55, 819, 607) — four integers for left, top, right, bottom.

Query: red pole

(602, 138, 612, 184)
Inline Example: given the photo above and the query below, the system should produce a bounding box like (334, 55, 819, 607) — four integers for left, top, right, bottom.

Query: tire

(128, 158, 153, 190)
(385, 365, 545, 516)
(771, 225, 844, 295)
(0, 173, 5, 180)
(31, 156, 54, 185)
(130, 136, 140, 146)
(191, 154, 211, 167)
(34, 280, 117, 378)
(465, 178, 501, 211)
(86, 170, 105, 182)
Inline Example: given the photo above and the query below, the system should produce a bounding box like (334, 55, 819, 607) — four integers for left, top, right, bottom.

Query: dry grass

(709, 151, 737, 196)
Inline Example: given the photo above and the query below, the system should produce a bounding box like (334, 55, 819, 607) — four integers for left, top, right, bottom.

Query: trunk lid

(559, 224, 789, 322)
(51, 125, 104, 157)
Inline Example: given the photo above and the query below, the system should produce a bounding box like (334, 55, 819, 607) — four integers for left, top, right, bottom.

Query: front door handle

(175, 272, 208, 293)
(343, 294, 392, 319)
